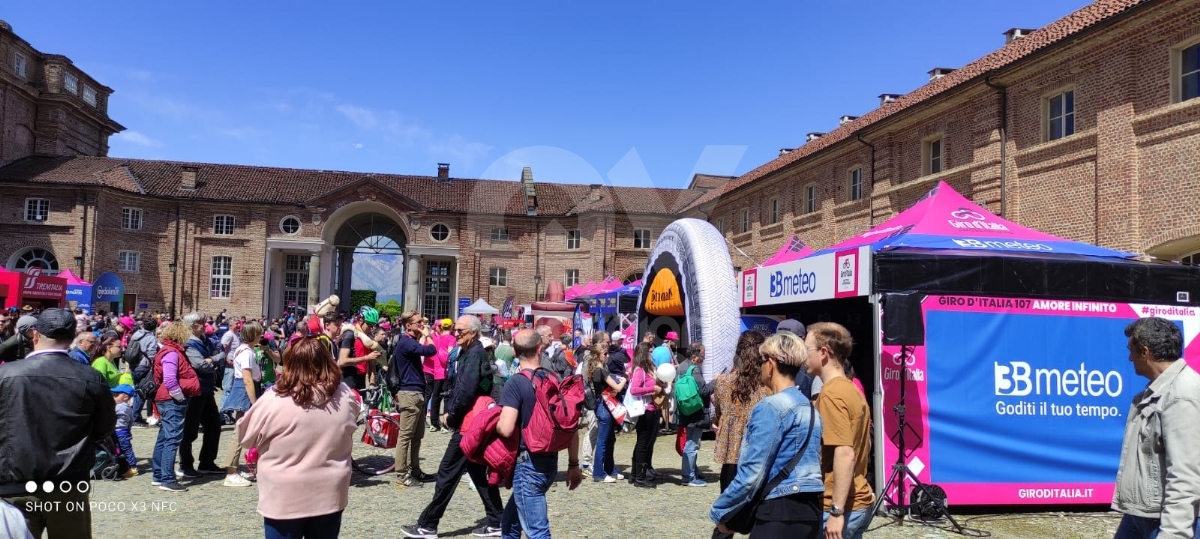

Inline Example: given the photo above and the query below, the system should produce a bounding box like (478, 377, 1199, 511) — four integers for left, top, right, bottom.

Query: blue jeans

(264, 510, 342, 539)
(593, 405, 617, 480)
(822, 508, 871, 539)
(1113, 514, 1200, 539)
(151, 398, 188, 484)
(501, 455, 557, 539)
(681, 426, 704, 482)
(115, 428, 136, 467)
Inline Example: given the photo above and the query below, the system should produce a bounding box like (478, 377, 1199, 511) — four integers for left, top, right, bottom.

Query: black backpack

(124, 333, 147, 369)
(135, 359, 159, 401)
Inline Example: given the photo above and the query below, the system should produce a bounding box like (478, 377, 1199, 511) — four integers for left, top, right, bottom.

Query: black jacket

(443, 340, 494, 429)
(0, 333, 31, 364)
(674, 359, 715, 429)
(0, 350, 116, 494)
(387, 333, 436, 394)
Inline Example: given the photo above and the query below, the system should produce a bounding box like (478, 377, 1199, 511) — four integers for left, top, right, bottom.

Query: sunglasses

(453, 328, 471, 335)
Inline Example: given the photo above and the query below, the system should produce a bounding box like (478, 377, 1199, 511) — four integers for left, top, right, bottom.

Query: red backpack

(518, 369, 586, 454)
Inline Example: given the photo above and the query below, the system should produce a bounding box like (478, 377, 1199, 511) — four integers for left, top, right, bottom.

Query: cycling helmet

(359, 306, 380, 325)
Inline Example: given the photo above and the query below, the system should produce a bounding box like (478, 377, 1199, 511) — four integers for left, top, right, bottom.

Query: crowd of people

(0, 303, 1196, 539)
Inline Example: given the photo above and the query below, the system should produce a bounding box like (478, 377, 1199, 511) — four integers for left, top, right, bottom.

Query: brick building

(2, 0, 1198, 319)
(685, 0, 1200, 274)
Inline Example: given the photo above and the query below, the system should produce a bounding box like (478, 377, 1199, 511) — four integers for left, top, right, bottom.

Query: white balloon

(656, 363, 677, 383)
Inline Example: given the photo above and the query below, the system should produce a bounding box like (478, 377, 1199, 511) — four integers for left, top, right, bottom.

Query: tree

(349, 290, 377, 316)
(376, 298, 403, 319)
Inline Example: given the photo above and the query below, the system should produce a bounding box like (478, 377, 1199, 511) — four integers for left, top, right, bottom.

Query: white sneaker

(146, 416, 159, 426)
(223, 474, 253, 487)
(614, 473, 625, 480)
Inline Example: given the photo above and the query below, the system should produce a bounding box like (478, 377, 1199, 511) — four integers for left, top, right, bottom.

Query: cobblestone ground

(89, 423, 1121, 538)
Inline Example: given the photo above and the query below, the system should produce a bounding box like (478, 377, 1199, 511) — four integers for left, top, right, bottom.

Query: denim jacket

(710, 386, 823, 525)
(1112, 359, 1200, 539)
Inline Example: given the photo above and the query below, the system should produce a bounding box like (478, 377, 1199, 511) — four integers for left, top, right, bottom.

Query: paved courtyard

(87, 423, 1120, 538)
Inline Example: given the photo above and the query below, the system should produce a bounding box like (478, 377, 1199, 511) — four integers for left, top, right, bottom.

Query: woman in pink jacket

(423, 319, 454, 432)
(628, 342, 664, 488)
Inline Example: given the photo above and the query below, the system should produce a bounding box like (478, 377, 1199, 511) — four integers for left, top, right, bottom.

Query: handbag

(622, 383, 647, 419)
(724, 402, 816, 535)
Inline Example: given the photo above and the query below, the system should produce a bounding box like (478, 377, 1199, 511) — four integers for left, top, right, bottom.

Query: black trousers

(179, 392, 221, 471)
(417, 429, 503, 530)
(424, 375, 445, 428)
(632, 412, 659, 467)
(712, 463, 740, 539)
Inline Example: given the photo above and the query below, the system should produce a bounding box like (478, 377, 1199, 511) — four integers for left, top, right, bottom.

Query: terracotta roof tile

(684, 0, 1150, 212)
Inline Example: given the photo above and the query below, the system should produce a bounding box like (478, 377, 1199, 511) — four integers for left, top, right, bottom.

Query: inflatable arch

(637, 218, 740, 382)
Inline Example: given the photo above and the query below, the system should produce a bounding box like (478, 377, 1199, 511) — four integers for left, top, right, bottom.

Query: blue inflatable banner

(92, 272, 124, 312)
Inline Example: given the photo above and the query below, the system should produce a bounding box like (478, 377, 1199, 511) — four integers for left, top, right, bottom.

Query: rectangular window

(849, 168, 863, 201)
(13, 53, 26, 78)
(64, 72, 78, 95)
(741, 210, 750, 233)
(566, 230, 581, 250)
(1182, 42, 1200, 102)
(489, 267, 507, 287)
(566, 269, 580, 286)
(210, 256, 232, 299)
(121, 207, 143, 230)
(491, 227, 509, 242)
(213, 215, 235, 235)
(805, 185, 817, 214)
(633, 229, 652, 249)
(924, 137, 943, 175)
(283, 254, 310, 311)
(1047, 90, 1075, 141)
(422, 261, 452, 321)
(768, 199, 779, 224)
(82, 86, 97, 106)
(118, 251, 140, 273)
(24, 198, 49, 222)
(716, 217, 725, 234)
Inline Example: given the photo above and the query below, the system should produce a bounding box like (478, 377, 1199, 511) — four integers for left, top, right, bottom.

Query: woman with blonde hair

(150, 319, 202, 492)
(238, 336, 359, 538)
(710, 332, 824, 538)
(586, 331, 627, 483)
(220, 320, 278, 487)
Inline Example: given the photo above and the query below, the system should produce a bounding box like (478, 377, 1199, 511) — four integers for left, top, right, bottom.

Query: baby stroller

(91, 435, 127, 480)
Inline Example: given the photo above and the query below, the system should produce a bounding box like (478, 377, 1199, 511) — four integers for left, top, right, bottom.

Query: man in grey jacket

(177, 312, 225, 477)
(1112, 317, 1200, 539)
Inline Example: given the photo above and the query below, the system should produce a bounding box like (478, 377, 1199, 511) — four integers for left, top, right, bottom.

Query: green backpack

(675, 365, 704, 416)
(257, 347, 276, 385)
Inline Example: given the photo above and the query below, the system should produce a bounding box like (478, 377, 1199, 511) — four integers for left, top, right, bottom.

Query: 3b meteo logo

(994, 361, 1123, 397)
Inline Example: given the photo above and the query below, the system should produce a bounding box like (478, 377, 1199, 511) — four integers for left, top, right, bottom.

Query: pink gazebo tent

(762, 235, 816, 266)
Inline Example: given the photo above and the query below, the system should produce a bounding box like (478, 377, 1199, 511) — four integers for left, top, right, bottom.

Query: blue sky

(7, 0, 1087, 189)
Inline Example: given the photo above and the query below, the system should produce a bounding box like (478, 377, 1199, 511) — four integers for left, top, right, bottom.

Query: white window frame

(805, 185, 817, 214)
(489, 267, 507, 287)
(633, 229, 652, 249)
(213, 214, 235, 236)
(429, 223, 450, 242)
(118, 251, 141, 273)
(63, 72, 79, 95)
(210, 256, 232, 299)
(849, 167, 863, 201)
(767, 198, 779, 224)
(491, 227, 510, 242)
(566, 269, 580, 287)
(923, 135, 944, 175)
(1174, 37, 1200, 103)
(1045, 89, 1076, 141)
(566, 229, 581, 250)
(82, 85, 97, 106)
(13, 52, 26, 78)
(279, 215, 302, 236)
(741, 210, 750, 233)
(24, 198, 49, 222)
(121, 207, 143, 230)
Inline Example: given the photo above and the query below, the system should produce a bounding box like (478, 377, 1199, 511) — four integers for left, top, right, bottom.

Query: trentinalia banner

(880, 295, 1200, 505)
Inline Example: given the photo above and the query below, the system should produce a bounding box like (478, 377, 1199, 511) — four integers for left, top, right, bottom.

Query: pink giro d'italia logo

(951, 208, 985, 221)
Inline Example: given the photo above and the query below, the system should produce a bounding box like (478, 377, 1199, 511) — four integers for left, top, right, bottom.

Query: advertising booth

(92, 272, 125, 314)
(0, 268, 68, 310)
(59, 270, 93, 312)
(739, 181, 1200, 507)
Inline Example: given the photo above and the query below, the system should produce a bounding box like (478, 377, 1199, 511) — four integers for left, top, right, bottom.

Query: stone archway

(327, 211, 408, 310)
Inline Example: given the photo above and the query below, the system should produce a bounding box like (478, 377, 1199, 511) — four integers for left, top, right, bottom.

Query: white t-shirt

(232, 344, 262, 382)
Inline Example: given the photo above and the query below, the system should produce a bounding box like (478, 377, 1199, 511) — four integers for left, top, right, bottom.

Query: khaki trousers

(394, 390, 426, 477)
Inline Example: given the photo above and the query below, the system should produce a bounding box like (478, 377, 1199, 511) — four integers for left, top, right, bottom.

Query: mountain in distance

(352, 253, 406, 303)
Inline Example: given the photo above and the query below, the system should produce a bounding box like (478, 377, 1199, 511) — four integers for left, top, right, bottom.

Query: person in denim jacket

(1112, 317, 1200, 539)
(710, 332, 824, 539)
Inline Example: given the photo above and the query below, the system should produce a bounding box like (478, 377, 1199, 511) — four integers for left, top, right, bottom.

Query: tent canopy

(57, 269, 90, 285)
(813, 181, 1135, 259)
(462, 298, 499, 315)
(763, 235, 815, 266)
(574, 281, 642, 315)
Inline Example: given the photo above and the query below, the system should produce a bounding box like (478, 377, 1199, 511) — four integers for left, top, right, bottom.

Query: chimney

(180, 166, 197, 190)
(436, 162, 450, 183)
(1004, 28, 1036, 44)
(522, 167, 537, 216)
(779, 148, 796, 156)
(806, 132, 825, 143)
(839, 115, 859, 126)
(879, 93, 902, 106)
(928, 67, 956, 81)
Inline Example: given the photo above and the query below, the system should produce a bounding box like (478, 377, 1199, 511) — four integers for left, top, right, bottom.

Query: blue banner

(92, 272, 124, 312)
(458, 297, 471, 317)
(66, 284, 92, 312)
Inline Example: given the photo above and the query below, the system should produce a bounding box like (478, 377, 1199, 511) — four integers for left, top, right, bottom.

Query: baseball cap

(34, 308, 77, 340)
(480, 337, 496, 349)
(610, 330, 624, 342)
(118, 316, 135, 330)
(776, 319, 806, 338)
(665, 331, 679, 341)
(441, 319, 453, 329)
(111, 384, 135, 397)
(16, 315, 37, 335)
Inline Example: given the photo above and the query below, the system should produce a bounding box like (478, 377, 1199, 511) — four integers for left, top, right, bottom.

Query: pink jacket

(422, 333, 455, 380)
(630, 366, 658, 412)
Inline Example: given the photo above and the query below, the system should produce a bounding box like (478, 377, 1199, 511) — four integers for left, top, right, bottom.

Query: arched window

(10, 247, 59, 275)
(623, 272, 643, 285)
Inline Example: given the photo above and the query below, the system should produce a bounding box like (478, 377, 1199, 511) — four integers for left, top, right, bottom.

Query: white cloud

(112, 130, 163, 147)
(335, 104, 379, 129)
(354, 143, 364, 149)
(429, 134, 492, 166)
